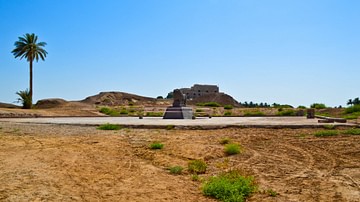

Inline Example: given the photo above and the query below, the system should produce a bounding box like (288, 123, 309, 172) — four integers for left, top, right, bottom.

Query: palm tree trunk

(29, 59, 33, 105)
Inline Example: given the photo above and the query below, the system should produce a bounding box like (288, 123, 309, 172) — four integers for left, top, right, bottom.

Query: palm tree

(347, 99, 353, 106)
(12, 33, 47, 108)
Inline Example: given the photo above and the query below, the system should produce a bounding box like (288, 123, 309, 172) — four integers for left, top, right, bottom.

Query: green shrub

(310, 103, 326, 109)
(316, 112, 331, 117)
(99, 107, 111, 114)
(188, 159, 207, 174)
(267, 189, 278, 197)
(166, 125, 175, 130)
(16, 89, 32, 109)
(97, 123, 122, 130)
(197, 102, 221, 107)
(224, 143, 241, 155)
(146, 112, 164, 117)
(99, 107, 120, 116)
(323, 125, 335, 130)
(314, 130, 338, 137)
(169, 166, 183, 175)
(277, 109, 296, 116)
(273, 104, 293, 108)
(343, 113, 360, 119)
(224, 105, 233, 110)
(342, 128, 360, 135)
(191, 174, 200, 181)
(219, 137, 231, 145)
(345, 105, 360, 114)
(196, 108, 204, 112)
(224, 111, 232, 116)
(298, 105, 307, 109)
(244, 111, 265, 116)
(150, 142, 164, 149)
(343, 105, 360, 119)
(120, 108, 129, 115)
(202, 170, 257, 202)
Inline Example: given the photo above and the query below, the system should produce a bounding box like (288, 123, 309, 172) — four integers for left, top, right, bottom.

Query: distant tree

(347, 99, 353, 106)
(166, 92, 173, 99)
(272, 103, 280, 107)
(12, 33, 47, 108)
(310, 103, 326, 109)
(156, 96, 164, 99)
(249, 101, 254, 107)
(353, 97, 360, 105)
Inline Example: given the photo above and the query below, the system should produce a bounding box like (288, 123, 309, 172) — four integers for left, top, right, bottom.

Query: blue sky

(1, 0, 359, 107)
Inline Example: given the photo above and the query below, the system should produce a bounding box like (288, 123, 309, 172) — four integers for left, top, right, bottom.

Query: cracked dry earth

(0, 122, 359, 202)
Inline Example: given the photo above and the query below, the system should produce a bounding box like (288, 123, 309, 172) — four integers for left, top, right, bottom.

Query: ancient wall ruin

(180, 84, 219, 99)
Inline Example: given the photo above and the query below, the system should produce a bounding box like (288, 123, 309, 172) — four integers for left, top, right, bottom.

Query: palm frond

(16, 89, 32, 109)
(11, 33, 47, 61)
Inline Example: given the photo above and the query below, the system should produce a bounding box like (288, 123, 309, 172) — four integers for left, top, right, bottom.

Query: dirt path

(0, 123, 359, 201)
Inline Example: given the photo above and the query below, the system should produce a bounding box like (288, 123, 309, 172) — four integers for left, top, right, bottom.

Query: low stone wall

(0, 113, 39, 118)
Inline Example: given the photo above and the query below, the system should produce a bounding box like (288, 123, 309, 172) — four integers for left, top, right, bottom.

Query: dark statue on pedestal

(172, 89, 186, 107)
(163, 89, 193, 119)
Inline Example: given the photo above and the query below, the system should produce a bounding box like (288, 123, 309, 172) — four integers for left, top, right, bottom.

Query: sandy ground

(0, 122, 359, 202)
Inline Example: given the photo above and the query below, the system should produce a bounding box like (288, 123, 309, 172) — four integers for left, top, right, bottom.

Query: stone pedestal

(163, 107, 193, 119)
(307, 109, 315, 119)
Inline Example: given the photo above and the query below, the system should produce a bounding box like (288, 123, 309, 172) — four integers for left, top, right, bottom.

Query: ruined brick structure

(180, 84, 219, 99)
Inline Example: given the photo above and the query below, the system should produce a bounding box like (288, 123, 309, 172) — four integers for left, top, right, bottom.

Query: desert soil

(0, 122, 359, 202)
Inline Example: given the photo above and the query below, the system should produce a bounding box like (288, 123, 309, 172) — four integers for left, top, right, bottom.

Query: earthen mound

(188, 93, 240, 107)
(0, 102, 20, 109)
(80, 91, 156, 106)
(35, 99, 68, 109)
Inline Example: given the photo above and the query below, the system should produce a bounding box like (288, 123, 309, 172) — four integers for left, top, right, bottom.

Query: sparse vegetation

(343, 105, 360, 120)
(191, 174, 200, 181)
(169, 166, 183, 175)
(267, 189, 278, 197)
(316, 112, 331, 117)
(196, 108, 204, 112)
(120, 108, 129, 115)
(197, 102, 221, 107)
(99, 107, 120, 116)
(323, 125, 335, 130)
(224, 111, 232, 116)
(224, 143, 241, 155)
(342, 128, 360, 135)
(244, 111, 265, 116)
(202, 170, 257, 202)
(277, 109, 296, 116)
(188, 159, 207, 174)
(97, 123, 122, 130)
(150, 142, 164, 150)
(219, 137, 231, 145)
(224, 105, 233, 110)
(166, 125, 175, 130)
(146, 112, 164, 117)
(314, 130, 338, 137)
